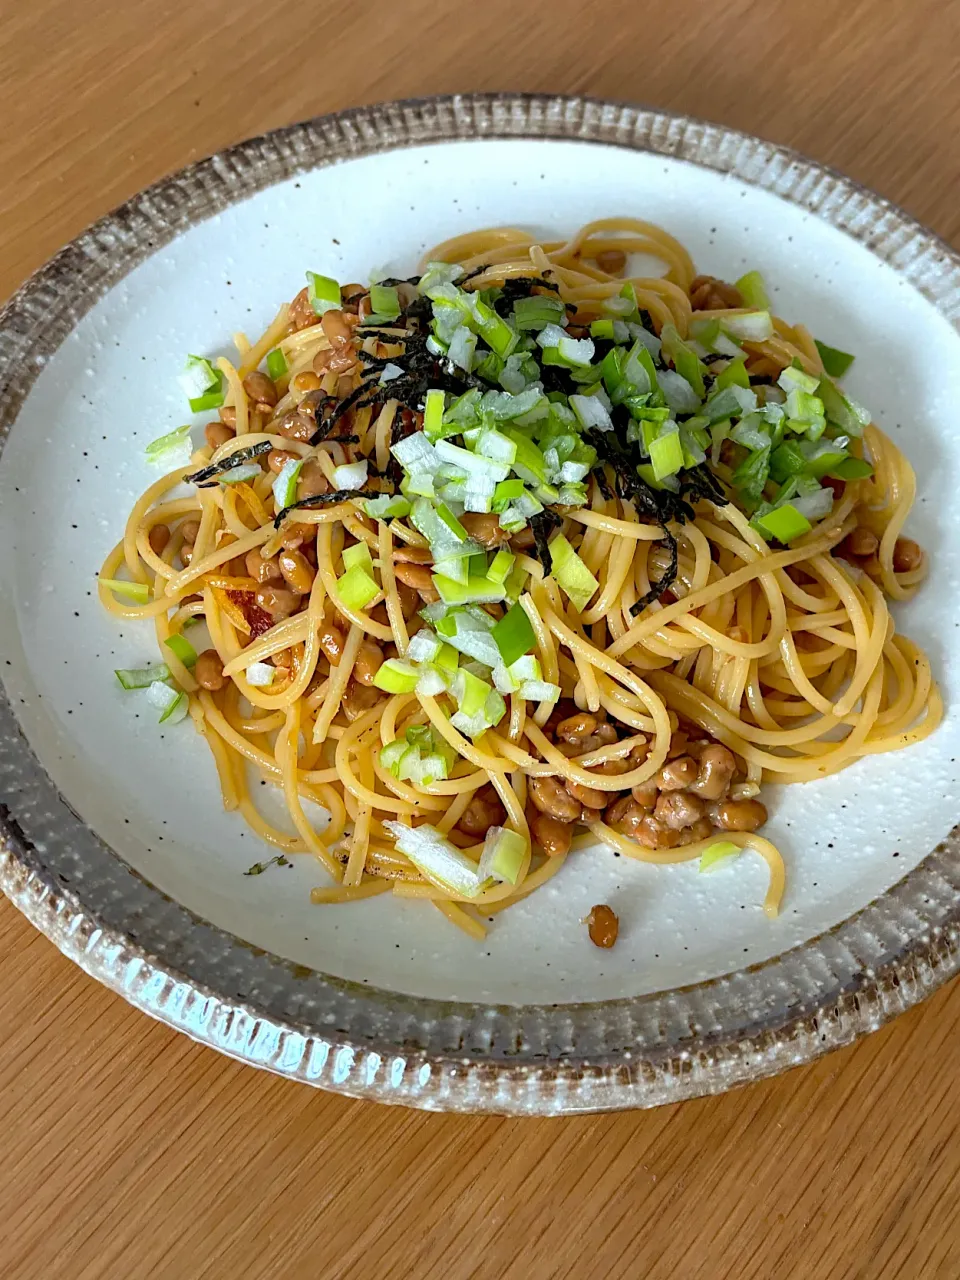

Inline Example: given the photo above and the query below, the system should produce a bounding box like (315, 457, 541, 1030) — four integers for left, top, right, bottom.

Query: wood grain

(2, 1, 960, 1276)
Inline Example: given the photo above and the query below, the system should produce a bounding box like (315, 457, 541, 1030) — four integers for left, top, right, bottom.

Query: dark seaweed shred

(583, 429, 710, 614)
(185, 440, 272, 487)
(274, 489, 380, 529)
(402, 294, 433, 325)
(679, 463, 728, 506)
(530, 509, 561, 577)
(593, 464, 614, 502)
(375, 275, 422, 288)
(456, 264, 495, 287)
(312, 327, 487, 448)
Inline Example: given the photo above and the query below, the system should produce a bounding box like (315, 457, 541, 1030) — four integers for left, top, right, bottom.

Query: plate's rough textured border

(1, 93, 959, 1115)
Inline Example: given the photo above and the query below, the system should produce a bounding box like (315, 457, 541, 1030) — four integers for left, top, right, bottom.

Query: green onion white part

(382, 820, 484, 898)
(146, 680, 189, 724)
(145, 424, 192, 464)
(245, 662, 276, 687)
(218, 462, 262, 486)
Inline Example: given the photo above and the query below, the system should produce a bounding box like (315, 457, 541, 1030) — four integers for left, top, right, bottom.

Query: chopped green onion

(447, 326, 478, 373)
(364, 494, 411, 520)
(513, 296, 566, 331)
(423, 388, 446, 441)
(690, 317, 741, 357)
(658, 370, 701, 415)
(342, 541, 374, 575)
(373, 659, 420, 694)
(419, 262, 465, 296)
(814, 339, 855, 378)
(382, 820, 483, 898)
(519, 679, 560, 704)
(722, 311, 774, 342)
(769, 440, 808, 483)
(146, 680, 189, 725)
(734, 271, 770, 310)
(246, 661, 276, 687)
(406, 629, 442, 664)
(453, 668, 493, 717)
(100, 578, 150, 604)
(380, 740, 411, 776)
(649, 429, 684, 481)
(732, 446, 771, 506)
(509, 654, 541, 682)
(476, 427, 518, 465)
(188, 371, 226, 414)
(433, 574, 506, 606)
(164, 634, 198, 668)
(145, 424, 192, 464)
(178, 354, 220, 400)
(699, 840, 741, 872)
(410, 498, 471, 557)
(660, 326, 703, 398)
(755, 502, 811, 543)
(716, 358, 750, 391)
(160, 691, 189, 724)
(218, 462, 262, 486)
(433, 555, 469, 586)
(548, 534, 599, 611)
(478, 307, 519, 358)
(114, 663, 171, 690)
(369, 283, 401, 320)
(265, 348, 288, 380)
(477, 827, 527, 885)
(778, 365, 821, 396)
(817, 377, 869, 438)
(491, 602, 536, 666)
(828, 456, 874, 480)
(306, 272, 341, 316)
(272, 457, 303, 512)
(337, 563, 380, 609)
(405, 723, 434, 749)
(590, 319, 616, 340)
(486, 549, 515, 587)
(569, 394, 613, 432)
(331, 460, 368, 490)
(504, 431, 548, 486)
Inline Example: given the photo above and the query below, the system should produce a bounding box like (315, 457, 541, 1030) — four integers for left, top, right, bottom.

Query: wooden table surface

(3, 1, 960, 1276)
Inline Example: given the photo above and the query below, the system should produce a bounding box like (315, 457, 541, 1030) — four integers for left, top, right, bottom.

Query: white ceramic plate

(1, 96, 958, 1113)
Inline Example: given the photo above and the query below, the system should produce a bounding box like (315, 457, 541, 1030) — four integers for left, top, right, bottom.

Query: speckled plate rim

(1, 93, 959, 1115)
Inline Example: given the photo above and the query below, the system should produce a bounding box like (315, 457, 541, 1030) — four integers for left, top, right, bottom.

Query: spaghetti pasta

(100, 219, 939, 942)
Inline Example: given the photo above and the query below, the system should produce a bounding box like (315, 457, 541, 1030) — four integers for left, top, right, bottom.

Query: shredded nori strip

(644, 533, 680, 612)
(185, 440, 272, 487)
(583, 429, 700, 615)
(456, 264, 494, 287)
(530, 509, 561, 577)
(402, 294, 433, 325)
(594, 464, 614, 502)
(312, 324, 490, 447)
(310, 378, 379, 444)
(584, 429, 694, 526)
(274, 489, 381, 529)
(679, 463, 728, 506)
(375, 275, 422, 288)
